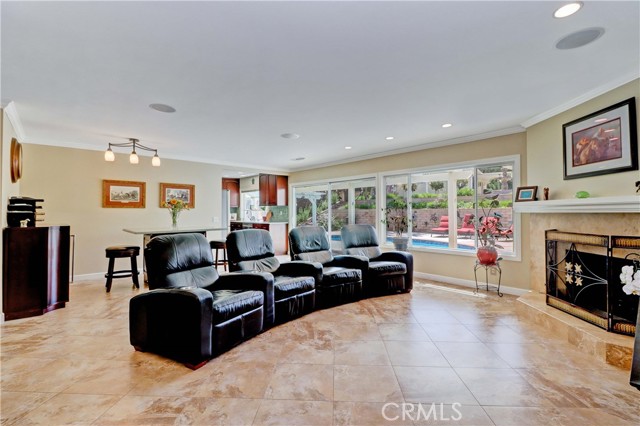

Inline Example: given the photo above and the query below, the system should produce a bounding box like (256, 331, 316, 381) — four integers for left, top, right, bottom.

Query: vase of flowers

(474, 196, 503, 265)
(163, 198, 189, 228)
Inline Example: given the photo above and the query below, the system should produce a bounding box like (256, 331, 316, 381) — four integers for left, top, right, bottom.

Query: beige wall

(1, 109, 22, 321)
(527, 79, 640, 199)
(525, 79, 640, 294)
(19, 144, 230, 277)
(290, 132, 532, 291)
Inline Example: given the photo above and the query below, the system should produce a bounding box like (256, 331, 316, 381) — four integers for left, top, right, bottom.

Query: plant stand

(474, 260, 502, 297)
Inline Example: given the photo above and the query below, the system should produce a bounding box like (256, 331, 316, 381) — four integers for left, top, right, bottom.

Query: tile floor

(1, 279, 638, 425)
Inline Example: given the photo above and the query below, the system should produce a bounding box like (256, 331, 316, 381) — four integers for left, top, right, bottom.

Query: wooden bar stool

(209, 240, 228, 271)
(105, 245, 140, 292)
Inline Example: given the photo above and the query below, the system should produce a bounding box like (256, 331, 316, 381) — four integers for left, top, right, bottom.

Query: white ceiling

(2, 1, 639, 176)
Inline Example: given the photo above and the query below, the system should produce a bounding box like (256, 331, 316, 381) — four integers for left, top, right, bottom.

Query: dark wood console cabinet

(2, 225, 70, 320)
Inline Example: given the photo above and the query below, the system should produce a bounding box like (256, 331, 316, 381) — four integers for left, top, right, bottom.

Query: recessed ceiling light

(149, 103, 176, 113)
(281, 133, 300, 139)
(385, 136, 394, 140)
(345, 146, 352, 150)
(442, 123, 453, 128)
(554, 2, 582, 18)
(556, 27, 604, 50)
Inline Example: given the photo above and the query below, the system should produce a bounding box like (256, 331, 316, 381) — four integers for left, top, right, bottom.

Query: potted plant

(382, 193, 410, 251)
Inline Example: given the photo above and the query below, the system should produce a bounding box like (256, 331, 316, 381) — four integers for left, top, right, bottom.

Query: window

(291, 157, 517, 258)
(292, 177, 376, 251)
(382, 160, 515, 257)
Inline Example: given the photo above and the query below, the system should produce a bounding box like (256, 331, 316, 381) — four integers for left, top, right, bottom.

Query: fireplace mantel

(513, 195, 640, 214)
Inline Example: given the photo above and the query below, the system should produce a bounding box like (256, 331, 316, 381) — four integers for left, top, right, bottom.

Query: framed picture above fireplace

(563, 97, 637, 180)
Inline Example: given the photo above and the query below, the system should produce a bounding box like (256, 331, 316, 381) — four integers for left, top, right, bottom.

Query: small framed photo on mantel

(515, 186, 538, 202)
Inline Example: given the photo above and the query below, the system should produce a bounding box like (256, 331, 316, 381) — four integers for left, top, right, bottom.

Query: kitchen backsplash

(268, 206, 288, 222)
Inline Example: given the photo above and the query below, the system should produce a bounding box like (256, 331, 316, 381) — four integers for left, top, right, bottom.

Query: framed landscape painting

(102, 180, 146, 208)
(563, 97, 637, 180)
(159, 183, 195, 208)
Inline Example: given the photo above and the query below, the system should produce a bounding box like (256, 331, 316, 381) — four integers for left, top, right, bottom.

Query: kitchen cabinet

(259, 174, 288, 206)
(222, 178, 240, 208)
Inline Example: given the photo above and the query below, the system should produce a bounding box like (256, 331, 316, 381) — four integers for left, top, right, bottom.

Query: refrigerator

(221, 189, 231, 232)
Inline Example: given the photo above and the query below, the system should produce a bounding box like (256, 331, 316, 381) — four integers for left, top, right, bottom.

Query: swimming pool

(331, 235, 474, 250)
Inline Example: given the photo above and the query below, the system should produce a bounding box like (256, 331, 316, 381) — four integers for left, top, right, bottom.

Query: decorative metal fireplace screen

(545, 230, 640, 336)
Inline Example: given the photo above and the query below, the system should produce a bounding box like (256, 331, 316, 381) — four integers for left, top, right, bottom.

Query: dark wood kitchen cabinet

(222, 178, 240, 208)
(2, 226, 70, 320)
(259, 174, 288, 206)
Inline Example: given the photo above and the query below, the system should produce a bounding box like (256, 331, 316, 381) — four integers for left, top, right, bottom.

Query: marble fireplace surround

(515, 195, 639, 369)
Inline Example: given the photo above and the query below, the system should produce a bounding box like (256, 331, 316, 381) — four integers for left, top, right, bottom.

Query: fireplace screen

(545, 230, 639, 336)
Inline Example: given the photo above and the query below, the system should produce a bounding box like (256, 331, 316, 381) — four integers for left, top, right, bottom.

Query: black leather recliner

(341, 224, 413, 296)
(129, 233, 274, 369)
(226, 228, 320, 324)
(289, 226, 367, 308)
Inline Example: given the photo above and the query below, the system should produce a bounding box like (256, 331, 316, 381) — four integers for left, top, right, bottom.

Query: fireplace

(545, 230, 639, 336)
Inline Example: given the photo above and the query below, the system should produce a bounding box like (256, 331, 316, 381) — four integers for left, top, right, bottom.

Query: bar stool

(209, 240, 228, 271)
(105, 245, 140, 292)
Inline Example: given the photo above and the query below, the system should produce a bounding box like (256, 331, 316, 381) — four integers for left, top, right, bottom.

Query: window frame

(289, 154, 521, 261)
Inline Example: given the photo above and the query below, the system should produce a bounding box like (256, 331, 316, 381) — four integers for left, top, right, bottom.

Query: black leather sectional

(129, 227, 413, 369)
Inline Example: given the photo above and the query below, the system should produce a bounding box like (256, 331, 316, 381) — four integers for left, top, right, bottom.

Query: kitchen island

(123, 226, 228, 281)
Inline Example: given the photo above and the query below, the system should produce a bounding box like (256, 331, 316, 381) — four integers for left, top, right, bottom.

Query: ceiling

(2, 1, 639, 176)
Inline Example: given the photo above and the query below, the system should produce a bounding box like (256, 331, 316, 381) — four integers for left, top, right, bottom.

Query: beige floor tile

(454, 367, 562, 407)
(377, 322, 431, 341)
(264, 363, 334, 401)
(394, 366, 478, 405)
(334, 340, 391, 365)
(333, 401, 414, 426)
(434, 341, 511, 368)
(2, 279, 638, 425)
(278, 339, 334, 364)
(16, 393, 121, 425)
(334, 365, 403, 403)
(0, 391, 56, 425)
(253, 400, 334, 426)
(384, 340, 450, 367)
(483, 406, 638, 426)
(411, 309, 461, 324)
(421, 323, 480, 342)
(412, 404, 495, 425)
(93, 395, 192, 425)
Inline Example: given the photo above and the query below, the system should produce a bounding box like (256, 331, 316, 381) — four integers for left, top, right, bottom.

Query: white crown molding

(289, 126, 525, 173)
(513, 195, 640, 214)
(3, 101, 27, 141)
(520, 72, 640, 129)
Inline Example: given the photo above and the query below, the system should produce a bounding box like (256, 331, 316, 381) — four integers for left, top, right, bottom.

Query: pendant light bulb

(104, 147, 115, 162)
(152, 153, 161, 167)
(129, 150, 139, 164)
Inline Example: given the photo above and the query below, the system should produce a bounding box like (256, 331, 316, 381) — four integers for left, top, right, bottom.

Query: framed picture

(515, 186, 538, 202)
(102, 180, 146, 208)
(563, 97, 638, 180)
(159, 182, 195, 208)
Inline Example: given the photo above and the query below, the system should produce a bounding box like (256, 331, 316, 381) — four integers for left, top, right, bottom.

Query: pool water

(331, 234, 474, 250)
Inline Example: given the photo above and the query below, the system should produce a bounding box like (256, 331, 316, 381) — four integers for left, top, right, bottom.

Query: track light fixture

(104, 138, 161, 166)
